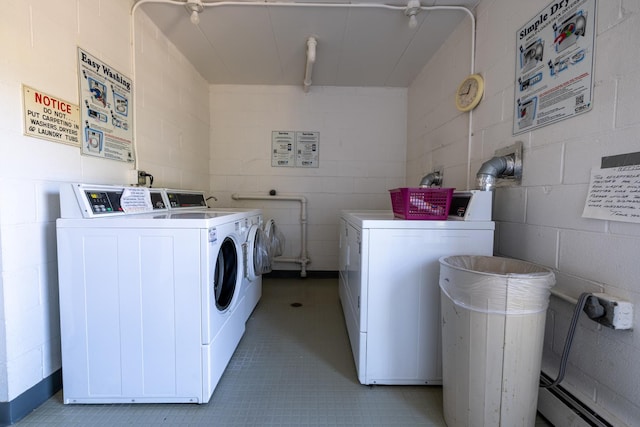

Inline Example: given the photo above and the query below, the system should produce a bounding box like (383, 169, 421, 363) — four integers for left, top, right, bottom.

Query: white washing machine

(338, 190, 495, 385)
(57, 183, 248, 404)
(164, 189, 269, 322)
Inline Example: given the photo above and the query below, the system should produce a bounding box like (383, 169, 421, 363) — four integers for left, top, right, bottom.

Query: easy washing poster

(513, 0, 596, 135)
(77, 47, 134, 162)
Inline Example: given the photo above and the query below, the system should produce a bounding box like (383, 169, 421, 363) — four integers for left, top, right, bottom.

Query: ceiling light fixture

(185, 0, 204, 25)
(404, 0, 421, 30)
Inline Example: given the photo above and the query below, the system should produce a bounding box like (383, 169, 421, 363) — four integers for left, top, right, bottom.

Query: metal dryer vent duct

(419, 171, 442, 187)
(475, 142, 523, 191)
(476, 155, 514, 191)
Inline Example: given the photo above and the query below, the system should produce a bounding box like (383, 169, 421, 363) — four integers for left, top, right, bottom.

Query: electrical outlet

(137, 170, 147, 186)
(589, 293, 633, 330)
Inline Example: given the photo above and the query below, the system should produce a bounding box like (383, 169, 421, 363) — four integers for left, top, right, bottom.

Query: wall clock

(455, 73, 484, 112)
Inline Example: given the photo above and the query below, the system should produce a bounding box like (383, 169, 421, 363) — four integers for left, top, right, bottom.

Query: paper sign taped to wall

(582, 166, 640, 223)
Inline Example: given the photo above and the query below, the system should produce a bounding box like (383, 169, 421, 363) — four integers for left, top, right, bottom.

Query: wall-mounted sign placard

(296, 131, 319, 168)
(272, 131, 295, 167)
(22, 85, 80, 146)
(582, 166, 640, 224)
(272, 130, 319, 168)
(77, 47, 134, 163)
(513, 0, 596, 135)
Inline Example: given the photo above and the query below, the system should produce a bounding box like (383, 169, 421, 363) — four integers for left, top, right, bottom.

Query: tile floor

(16, 277, 553, 426)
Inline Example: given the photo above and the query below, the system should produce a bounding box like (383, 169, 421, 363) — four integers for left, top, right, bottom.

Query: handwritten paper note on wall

(582, 166, 640, 223)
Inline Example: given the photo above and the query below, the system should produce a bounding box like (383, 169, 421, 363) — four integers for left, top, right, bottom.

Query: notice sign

(272, 131, 295, 167)
(582, 166, 640, 224)
(120, 187, 153, 214)
(78, 47, 134, 163)
(296, 132, 319, 168)
(272, 131, 320, 168)
(514, 0, 596, 135)
(23, 85, 80, 146)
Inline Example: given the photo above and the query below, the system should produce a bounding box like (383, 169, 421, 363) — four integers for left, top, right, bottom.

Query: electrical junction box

(591, 293, 633, 330)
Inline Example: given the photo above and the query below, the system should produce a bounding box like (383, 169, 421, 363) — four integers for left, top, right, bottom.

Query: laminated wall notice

(513, 0, 596, 134)
(78, 47, 134, 163)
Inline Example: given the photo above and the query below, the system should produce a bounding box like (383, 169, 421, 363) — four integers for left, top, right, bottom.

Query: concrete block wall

(209, 85, 407, 271)
(134, 9, 211, 190)
(408, 0, 640, 424)
(0, 0, 209, 404)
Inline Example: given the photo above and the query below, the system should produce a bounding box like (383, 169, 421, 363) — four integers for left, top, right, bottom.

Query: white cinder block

(208, 85, 407, 270)
(594, 384, 640, 427)
(496, 222, 558, 269)
(616, 70, 640, 128)
(559, 230, 640, 292)
(493, 186, 525, 223)
(609, 220, 640, 237)
(526, 184, 604, 232)
(6, 348, 43, 401)
(550, 271, 604, 302)
(0, 180, 37, 225)
(521, 144, 563, 187)
(563, 132, 613, 185)
(0, 223, 50, 271)
(3, 267, 41, 317)
(595, 15, 640, 78)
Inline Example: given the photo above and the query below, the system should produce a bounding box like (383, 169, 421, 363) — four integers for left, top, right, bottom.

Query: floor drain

(290, 302, 303, 307)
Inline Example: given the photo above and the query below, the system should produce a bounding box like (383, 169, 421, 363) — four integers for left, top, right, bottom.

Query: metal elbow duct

(476, 155, 515, 191)
(419, 171, 442, 188)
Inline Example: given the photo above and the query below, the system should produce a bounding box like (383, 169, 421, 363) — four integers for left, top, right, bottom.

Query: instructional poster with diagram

(272, 131, 295, 167)
(77, 47, 134, 162)
(272, 131, 319, 168)
(514, 0, 596, 135)
(296, 131, 319, 168)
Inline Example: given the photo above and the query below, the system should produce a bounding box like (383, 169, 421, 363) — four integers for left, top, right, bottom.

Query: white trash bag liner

(439, 255, 556, 427)
(439, 255, 555, 315)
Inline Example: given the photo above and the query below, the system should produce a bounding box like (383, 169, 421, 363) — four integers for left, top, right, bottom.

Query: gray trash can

(439, 255, 555, 427)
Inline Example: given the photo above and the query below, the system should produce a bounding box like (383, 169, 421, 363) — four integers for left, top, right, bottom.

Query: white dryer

(164, 189, 269, 321)
(338, 190, 495, 385)
(57, 183, 248, 404)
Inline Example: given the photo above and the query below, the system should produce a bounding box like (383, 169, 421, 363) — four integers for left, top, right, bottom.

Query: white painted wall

(208, 85, 407, 271)
(2, 0, 638, 424)
(0, 0, 208, 402)
(408, 0, 640, 424)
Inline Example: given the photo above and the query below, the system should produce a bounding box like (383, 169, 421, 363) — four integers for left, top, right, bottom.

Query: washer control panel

(165, 190, 207, 209)
(60, 183, 169, 218)
(448, 190, 492, 221)
(83, 189, 167, 215)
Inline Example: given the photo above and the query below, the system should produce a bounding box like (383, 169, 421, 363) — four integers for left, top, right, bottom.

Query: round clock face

(456, 74, 484, 112)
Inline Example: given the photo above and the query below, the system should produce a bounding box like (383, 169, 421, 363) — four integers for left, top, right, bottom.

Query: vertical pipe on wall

(303, 37, 317, 93)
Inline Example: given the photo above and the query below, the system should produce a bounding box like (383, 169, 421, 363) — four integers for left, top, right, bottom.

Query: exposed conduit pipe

(131, 1, 476, 93)
(303, 37, 317, 93)
(232, 193, 310, 277)
(550, 288, 579, 306)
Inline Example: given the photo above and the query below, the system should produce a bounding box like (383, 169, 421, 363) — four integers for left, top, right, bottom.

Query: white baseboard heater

(538, 372, 614, 427)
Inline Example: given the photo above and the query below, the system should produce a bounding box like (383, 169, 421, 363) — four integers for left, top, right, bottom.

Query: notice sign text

(23, 85, 80, 147)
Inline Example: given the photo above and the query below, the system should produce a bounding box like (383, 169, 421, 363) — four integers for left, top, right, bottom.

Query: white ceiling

(140, 0, 479, 88)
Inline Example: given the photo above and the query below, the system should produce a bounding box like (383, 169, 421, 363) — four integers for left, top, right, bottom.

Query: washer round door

(246, 224, 270, 280)
(214, 236, 241, 311)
